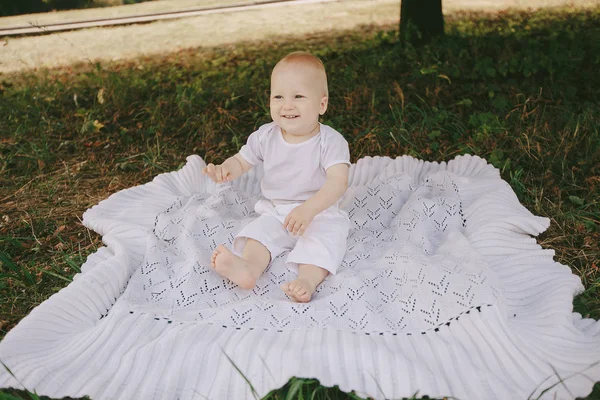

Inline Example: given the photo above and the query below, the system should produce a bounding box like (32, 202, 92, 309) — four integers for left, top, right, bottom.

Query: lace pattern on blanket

(121, 171, 502, 334)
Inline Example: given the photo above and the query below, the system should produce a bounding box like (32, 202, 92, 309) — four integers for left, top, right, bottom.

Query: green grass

(1, 5, 600, 400)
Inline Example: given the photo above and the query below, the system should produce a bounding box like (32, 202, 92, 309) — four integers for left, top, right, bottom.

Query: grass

(1, 5, 600, 400)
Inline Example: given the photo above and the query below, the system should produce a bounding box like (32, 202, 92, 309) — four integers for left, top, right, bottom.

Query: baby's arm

(202, 153, 253, 183)
(304, 163, 349, 214)
(283, 164, 349, 236)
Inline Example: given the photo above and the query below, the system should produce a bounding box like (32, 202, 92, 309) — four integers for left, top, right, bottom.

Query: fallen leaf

(97, 88, 105, 105)
(438, 74, 452, 84)
(93, 120, 104, 132)
(52, 225, 66, 238)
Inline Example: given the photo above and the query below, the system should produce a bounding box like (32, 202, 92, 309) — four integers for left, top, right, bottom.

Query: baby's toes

(288, 282, 300, 293)
(293, 284, 306, 295)
(297, 292, 310, 302)
(210, 250, 220, 268)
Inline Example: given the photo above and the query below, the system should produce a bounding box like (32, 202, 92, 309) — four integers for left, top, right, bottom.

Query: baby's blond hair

(273, 51, 328, 97)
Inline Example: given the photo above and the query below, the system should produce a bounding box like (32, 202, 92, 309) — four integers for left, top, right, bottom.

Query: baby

(202, 51, 351, 303)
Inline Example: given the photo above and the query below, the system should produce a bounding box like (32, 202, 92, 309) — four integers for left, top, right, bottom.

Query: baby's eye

(295, 95, 304, 99)
(273, 95, 283, 99)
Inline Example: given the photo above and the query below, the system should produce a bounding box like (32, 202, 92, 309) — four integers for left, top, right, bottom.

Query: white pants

(232, 199, 350, 274)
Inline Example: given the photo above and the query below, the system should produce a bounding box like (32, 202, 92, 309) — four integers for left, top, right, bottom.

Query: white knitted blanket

(1, 154, 599, 400)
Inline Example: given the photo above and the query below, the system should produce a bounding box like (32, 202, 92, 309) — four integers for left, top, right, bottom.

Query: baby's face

(269, 63, 328, 137)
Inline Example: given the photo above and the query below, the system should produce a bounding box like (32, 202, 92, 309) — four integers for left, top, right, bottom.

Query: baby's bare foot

(281, 279, 317, 303)
(211, 245, 256, 289)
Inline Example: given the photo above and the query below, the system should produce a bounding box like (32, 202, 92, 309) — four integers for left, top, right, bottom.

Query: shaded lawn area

(1, 6, 599, 400)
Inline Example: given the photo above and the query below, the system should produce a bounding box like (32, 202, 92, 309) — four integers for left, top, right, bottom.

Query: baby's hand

(202, 163, 232, 183)
(283, 203, 317, 236)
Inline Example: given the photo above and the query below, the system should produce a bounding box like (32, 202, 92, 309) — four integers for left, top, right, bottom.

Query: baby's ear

(320, 96, 328, 115)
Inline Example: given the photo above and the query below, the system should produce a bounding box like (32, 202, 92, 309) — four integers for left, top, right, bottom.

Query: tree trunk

(400, 0, 444, 44)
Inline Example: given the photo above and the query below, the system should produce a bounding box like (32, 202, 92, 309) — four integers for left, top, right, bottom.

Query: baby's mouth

(282, 115, 299, 119)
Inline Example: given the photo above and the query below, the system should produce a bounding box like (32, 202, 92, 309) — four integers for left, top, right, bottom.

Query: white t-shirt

(239, 122, 350, 203)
